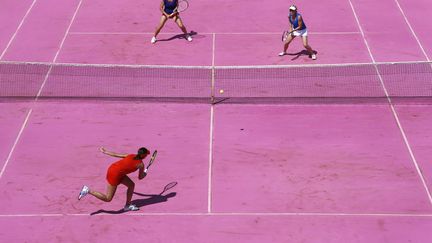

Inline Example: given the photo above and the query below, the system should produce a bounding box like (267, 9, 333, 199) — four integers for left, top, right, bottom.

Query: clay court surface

(1, 0, 432, 242)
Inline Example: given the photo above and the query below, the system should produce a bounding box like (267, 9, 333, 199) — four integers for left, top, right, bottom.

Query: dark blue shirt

(289, 13, 307, 30)
(164, 0, 178, 14)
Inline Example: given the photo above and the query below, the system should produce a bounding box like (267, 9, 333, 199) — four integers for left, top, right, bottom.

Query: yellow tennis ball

(219, 89, 224, 94)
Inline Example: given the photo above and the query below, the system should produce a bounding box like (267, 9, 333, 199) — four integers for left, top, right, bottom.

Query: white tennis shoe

(78, 185, 89, 200)
(278, 52, 287, 56)
(151, 36, 157, 44)
(186, 35, 193, 42)
(124, 204, 139, 212)
(312, 53, 317, 60)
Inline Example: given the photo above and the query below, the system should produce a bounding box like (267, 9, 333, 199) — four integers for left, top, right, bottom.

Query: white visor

(289, 5, 297, 11)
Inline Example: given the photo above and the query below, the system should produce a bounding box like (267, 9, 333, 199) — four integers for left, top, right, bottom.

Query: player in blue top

(151, 0, 192, 44)
(279, 5, 316, 60)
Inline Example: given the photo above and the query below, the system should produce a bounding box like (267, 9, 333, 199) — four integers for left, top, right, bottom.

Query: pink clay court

(1, 0, 432, 242)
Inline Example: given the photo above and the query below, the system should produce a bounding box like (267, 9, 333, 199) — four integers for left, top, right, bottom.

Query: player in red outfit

(78, 147, 150, 211)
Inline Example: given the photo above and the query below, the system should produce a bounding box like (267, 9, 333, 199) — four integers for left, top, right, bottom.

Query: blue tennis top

(289, 13, 307, 30)
(164, 0, 178, 14)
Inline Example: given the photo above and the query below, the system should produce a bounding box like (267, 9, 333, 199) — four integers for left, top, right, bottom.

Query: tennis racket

(175, 0, 189, 13)
(144, 150, 158, 173)
(281, 30, 294, 42)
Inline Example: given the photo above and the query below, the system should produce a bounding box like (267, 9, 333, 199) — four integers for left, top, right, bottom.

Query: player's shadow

(287, 50, 318, 60)
(157, 31, 199, 42)
(90, 182, 178, 215)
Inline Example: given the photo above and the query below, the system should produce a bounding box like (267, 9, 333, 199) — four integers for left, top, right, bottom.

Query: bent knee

(124, 181, 135, 189)
(106, 192, 116, 202)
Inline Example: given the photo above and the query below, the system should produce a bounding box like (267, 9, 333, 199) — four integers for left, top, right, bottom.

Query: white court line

(0, 0, 37, 60)
(52, 0, 83, 63)
(0, 213, 63, 217)
(207, 33, 216, 213)
(68, 31, 360, 35)
(393, 0, 430, 61)
(0, 1, 84, 180)
(208, 106, 214, 213)
(35, 0, 83, 99)
(346, 0, 375, 63)
(212, 33, 216, 67)
(0, 110, 33, 179)
(1, 212, 432, 217)
(348, 0, 432, 205)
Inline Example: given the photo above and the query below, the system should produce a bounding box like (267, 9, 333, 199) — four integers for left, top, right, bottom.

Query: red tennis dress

(106, 154, 142, 186)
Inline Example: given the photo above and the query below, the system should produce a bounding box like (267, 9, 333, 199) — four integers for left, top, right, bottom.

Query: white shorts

(292, 28, 308, 37)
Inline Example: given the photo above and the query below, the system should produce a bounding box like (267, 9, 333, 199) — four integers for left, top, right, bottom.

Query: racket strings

(177, 0, 189, 12)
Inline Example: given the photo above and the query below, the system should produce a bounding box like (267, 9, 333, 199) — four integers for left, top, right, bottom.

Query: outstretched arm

(99, 147, 127, 158)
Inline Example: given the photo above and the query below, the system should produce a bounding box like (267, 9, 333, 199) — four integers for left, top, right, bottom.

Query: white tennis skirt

(292, 28, 308, 37)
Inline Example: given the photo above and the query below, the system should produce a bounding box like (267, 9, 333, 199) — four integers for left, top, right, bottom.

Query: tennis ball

(219, 89, 224, 94)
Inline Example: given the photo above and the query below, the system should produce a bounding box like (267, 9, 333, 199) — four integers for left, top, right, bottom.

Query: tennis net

(1, 61, 431, 103)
